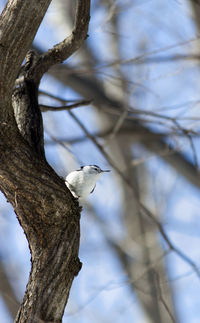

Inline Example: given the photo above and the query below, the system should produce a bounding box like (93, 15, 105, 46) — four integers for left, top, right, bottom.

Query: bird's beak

(102, 170, 111, 172)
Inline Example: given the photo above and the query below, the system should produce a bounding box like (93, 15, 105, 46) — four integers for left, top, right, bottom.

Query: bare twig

(100, 36, 200, 68)
(40, 100, 92, 112)
(39, 90, 81, 102)
(173, 119, 199, 170)
(140, 205, 200, 278)
(131, 148, 176, 167)
(118, 53, 200, 65)
(109, 109, 129, 139)
(45, 129, 73, 155)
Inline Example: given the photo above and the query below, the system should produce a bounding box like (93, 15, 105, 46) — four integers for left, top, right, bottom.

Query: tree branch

(0, 0, 51, 101)
(40, 99, 92, 112)
(33, 0, 90, 82)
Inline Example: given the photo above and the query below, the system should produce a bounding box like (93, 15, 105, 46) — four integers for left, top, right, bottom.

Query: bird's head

(80, 165, 110, 175)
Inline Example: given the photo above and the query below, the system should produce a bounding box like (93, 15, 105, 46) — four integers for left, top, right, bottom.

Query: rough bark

(0, 0, 90, 322)
(0, 0, 51, 101)
(12, 78, 45, 157)
(0, 125, 82, 322)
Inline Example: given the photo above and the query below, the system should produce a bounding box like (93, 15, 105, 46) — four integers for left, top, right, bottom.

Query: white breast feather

(66, 171, 102, 198)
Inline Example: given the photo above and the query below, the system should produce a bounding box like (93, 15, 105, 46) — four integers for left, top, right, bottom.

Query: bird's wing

(65, 180, 79, 198)
(90, 185, 96, 194)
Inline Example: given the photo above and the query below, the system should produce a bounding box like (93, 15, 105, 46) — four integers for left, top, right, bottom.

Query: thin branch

(131, 147, 177, 167)
(108, 109, 129, 140)
(119, 53, 200, 65)
(140, 204, 200, 278)
(96, 209, 173, 292)
(68, 110, 120, 169)
(99, 36, 200, 69)
(39, 90, 82, 102)
(173, 119, 199, 170)
(40, 100, 92, 112)
(45, 129, 74, 155)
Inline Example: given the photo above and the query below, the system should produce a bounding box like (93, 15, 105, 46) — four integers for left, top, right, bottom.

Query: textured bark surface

(0, 0, 90, 322)
(0, 123, 82, 322)
(0, 0, 51, 97)
(12, 79, 45, 157)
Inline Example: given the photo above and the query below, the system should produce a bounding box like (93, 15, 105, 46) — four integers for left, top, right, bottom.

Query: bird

(65, 165, 110, 199)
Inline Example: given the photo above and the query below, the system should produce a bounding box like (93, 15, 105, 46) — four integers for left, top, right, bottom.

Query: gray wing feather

(66, 180, 79, 198)
(90, 185, 96, 194)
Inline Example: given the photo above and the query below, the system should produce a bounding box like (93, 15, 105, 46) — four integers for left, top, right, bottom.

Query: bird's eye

(92, 165, 99, 170)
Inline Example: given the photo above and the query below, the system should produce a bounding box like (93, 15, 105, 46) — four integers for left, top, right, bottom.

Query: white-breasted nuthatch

(65, 165, 110, 199)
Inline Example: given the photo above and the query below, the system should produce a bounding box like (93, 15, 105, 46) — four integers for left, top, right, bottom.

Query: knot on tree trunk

(69, 256, 82, 276)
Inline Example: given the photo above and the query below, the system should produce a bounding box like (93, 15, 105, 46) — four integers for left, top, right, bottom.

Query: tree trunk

(0, 120, 82, 322)
(0, 0, 90, 321)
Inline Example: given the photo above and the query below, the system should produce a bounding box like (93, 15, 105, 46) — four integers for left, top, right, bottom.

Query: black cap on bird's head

(80, 165, 111, 173)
